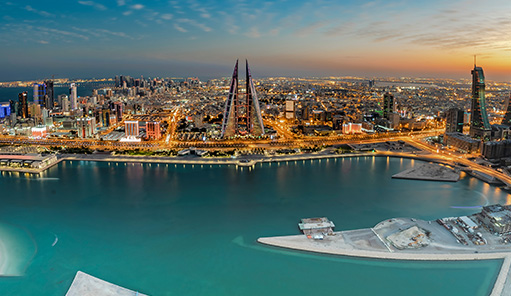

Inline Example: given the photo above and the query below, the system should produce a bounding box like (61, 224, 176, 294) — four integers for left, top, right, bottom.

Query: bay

(0, 157, 506, 296)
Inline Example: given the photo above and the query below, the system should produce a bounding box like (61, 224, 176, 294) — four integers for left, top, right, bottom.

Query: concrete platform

(66, 271, 147, 296)
(392, 162, 459, 182)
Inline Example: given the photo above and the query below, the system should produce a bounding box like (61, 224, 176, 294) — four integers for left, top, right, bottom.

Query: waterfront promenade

(3, 146, 510, 190)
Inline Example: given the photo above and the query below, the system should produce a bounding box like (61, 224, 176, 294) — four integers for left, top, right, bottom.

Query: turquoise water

(0, 157, 507, 295)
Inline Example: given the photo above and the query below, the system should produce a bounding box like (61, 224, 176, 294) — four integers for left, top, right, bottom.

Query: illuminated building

(482, 139, 511, 159)
(221, 60, 265, 138)
(33, 83, 46, 106)
(77, 117, 96, 138)
(125, 120, 139, 137)
(285, 100, 296, 119)
(0, 104, 10, 118)
(445, 108, 464, 133)
(342, 122, 362, 134)
(480, 205, 511, 234)
(62, 97, 70, 113)
(31, 126, 47, 139)
(146, 121, 161, 140)
(113, 102, 124, 122)
(502, 94, 511, 127)
(44, 80, 54, 109)
(443, 132, 480, 153)
(9, 100, 17, 124)
(69, 83, 78, 110)
(101, 109, 111, 127)
(382, 93, 396, 120)
(469, 64, 491, 140)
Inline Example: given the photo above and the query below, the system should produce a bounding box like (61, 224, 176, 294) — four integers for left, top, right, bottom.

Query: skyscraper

(445, 108, 464, 133)
(18, 92, 29, 118)
(382, 93, 396, 120)
(502, 94, 511, 126)
(469, 64, 491, 140)
(33, 83, 46, 106)
(69, 83, 77, 110)
(221, 59, 265, 138)
(44, 80, 54, 109)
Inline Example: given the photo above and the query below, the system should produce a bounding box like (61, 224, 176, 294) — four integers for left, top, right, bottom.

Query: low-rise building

(298, 217, 335, 239)
(444, 132, 481, 153)
(479, 204, 511, 234)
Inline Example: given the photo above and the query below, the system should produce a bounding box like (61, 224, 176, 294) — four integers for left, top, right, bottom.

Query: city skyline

(1, 0, 510, 81)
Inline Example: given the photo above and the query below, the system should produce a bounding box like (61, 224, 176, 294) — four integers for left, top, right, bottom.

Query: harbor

(0, 155, 504, 296)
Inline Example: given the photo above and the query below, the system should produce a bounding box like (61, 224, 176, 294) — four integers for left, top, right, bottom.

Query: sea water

(0, 157, 506, 296)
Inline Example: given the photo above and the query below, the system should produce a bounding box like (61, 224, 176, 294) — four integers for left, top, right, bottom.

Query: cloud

(245, 27, 261, 38)
(78, 1, 107, 11)
(24, 5, 54, 17)
(131, 4, 144, 10)
(37, 27, 89, 41)
(174, 24, 187, 33)
(294, 21, 328, 37)
(97, 29, 133, 39)
(117, 0, 125, 6)
(38, 40, 49, 44)
(186, 0, 211, 18)
(71, 26, 133, 40)
(177, 18, 212, 32)
(123, 11, 133, 16)
(161, 14, 173, 20)
(324, 22, 354, 37)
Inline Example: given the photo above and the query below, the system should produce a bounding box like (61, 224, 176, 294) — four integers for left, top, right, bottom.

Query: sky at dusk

(1, 0, 510, 81)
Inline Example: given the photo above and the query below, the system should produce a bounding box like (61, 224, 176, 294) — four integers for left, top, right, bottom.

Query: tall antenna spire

(474, 55, 476, 67)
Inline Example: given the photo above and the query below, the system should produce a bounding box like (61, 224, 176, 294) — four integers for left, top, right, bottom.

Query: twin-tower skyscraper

(221, 60, 265, 138)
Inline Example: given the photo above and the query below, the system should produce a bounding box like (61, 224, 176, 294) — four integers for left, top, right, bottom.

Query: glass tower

(469, 65, 491, 140)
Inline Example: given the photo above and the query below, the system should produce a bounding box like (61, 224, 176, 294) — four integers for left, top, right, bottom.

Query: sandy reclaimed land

(66, 271, 148, 296)
(258, 217, 511, 296)
(392, 162, 460, 182)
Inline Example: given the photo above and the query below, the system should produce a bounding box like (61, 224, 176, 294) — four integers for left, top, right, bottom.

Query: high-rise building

(382, 93, 396, 120)
(502, 94, 511, 127)
(113, 102, 123, 122)
(77, 117, 96, 138)
(469, 64, 491, 140)
(285, 100, 296, 120)
(44, 80, 54, 109)
(445, 108, 464, 133)
(0, 104, 10, 118)
(146, 121, 161, 140)
(221, 59, 265, 138)
(125, 120, 139, 137)
(101, 109, 111, 127)
(33, 83, 46, 106)
(18, 92, 29, 118)
(69, 83, 77, 110)
(9, 100, 17, 118)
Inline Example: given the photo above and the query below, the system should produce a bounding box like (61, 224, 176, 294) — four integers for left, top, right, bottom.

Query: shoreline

(257, 216, 511, 296)
(3, 151, 508, 189)
(258, 236, 511, 296)
(36, 151, 459, 169)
